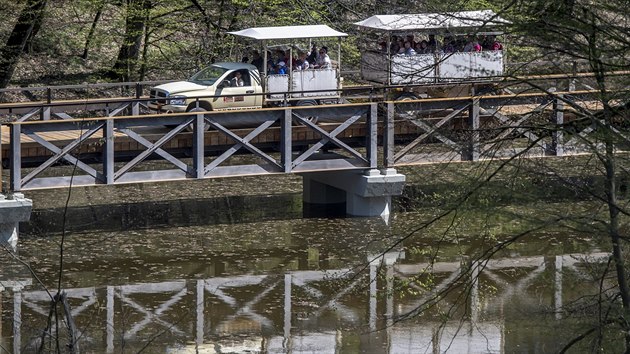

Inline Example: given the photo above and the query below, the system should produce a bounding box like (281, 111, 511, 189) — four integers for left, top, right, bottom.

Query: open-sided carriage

(354, 10, 510, 97)
(228, 25, 347, 105)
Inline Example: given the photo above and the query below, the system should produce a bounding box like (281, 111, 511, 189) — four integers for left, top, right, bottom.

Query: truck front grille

(150, 89, 168, 105)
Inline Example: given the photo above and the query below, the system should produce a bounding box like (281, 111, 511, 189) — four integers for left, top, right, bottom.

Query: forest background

(0, 0, 511, 91)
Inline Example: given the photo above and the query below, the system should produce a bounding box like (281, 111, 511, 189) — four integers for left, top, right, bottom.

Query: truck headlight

(168, 96, 187, 106)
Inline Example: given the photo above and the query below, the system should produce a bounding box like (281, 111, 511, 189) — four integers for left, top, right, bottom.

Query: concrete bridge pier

(0, 193, 33, 250)
(302, 169, 406, 218)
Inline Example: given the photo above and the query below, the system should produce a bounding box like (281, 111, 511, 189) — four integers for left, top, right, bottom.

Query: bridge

(0, 84, 620, 247)
(0, 250, 609, 353)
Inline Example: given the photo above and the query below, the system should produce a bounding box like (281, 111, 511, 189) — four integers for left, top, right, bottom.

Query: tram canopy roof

(354, 10, 510, 32)
(229, 25, 348, 40)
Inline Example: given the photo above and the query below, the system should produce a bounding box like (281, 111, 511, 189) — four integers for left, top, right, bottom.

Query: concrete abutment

(302, 168, 406, 218)
(0, 193, 32, 250)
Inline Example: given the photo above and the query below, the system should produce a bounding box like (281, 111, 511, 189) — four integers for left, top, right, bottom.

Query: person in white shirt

(295, 52, 310, 70)
(313, 47, 331, 69)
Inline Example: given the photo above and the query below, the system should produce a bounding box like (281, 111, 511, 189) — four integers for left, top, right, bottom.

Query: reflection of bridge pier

(1, 277, 32, 354)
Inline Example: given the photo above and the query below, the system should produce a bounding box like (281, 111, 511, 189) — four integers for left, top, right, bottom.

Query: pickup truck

(148, 61, 340, 113)
(148, 62, 264, 113)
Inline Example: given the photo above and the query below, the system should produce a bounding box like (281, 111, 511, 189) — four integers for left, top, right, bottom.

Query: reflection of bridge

(0, 251, 608, 353)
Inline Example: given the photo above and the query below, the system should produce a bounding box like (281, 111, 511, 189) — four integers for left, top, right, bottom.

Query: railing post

(10, 124, 21, 191)
(130, 83, 141, 116)
(0, 124, 3, 193)
(569, 61, 577, 92)
(135, 82, 142, 99)
(551, 95, 564, 156)
(464, 98, 480, 161)
(41, 87, 52, 120)
(384, 102, 395, 168)
(281, 108, 292, 173)
(367, 103, 378, 169)
(103, 119, 115, 184)
(193, 112, 205, 178)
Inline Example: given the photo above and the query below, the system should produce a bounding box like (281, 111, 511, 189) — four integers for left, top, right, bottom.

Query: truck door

(214, 70, 260, 110)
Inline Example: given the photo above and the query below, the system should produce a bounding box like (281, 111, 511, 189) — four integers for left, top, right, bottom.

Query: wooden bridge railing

(2, 88, 625, 192)
(3, 103, 377, 191)
(383, 89, 621, 168)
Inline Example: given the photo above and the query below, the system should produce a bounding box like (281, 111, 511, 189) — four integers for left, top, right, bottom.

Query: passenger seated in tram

(427, 34, 437, 52)
(406, 34, 416, 48)
(415, 40, 430, 54)
(442, 36, 456, 53)
(396, 39, 405, 54)
(378, 41, 387, 53)
(295, 51, 310, 70)
(250, 50, 263, 72)
(491, 36, 503, 51)
(482, 35, 503, 51)
(390, 35, 401, 54)
(313, 47, 331, 69)
(402, 41, 416, 55)
(307, 44, 318, 64)
(275, 61, 288, 74)
(463, 36, 482, 52)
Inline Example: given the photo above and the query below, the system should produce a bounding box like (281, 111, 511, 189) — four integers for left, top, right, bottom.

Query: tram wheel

(394, 93, 421, 119)
(294, 100, 319, 125)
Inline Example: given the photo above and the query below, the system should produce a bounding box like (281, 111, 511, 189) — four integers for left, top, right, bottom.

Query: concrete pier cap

(0, 192, 33, 250)
(302, 168, 406, 218)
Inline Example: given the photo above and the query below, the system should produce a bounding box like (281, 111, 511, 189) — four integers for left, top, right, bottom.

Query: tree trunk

(82, 0, 106, 60)
(110, 0, 151, 82)
(0, 0, 48, 89)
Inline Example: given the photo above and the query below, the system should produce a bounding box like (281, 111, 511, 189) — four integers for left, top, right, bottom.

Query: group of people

(248, 46, 332, 75)
(379, 34, 502, 56)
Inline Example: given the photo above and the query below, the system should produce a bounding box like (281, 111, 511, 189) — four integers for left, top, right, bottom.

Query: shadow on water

(22, 193, 312, 236)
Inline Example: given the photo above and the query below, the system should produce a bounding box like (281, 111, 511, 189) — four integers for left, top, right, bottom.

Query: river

(0, 194, 610, 353)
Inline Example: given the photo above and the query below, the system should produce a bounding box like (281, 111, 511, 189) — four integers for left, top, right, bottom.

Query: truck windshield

(189, 66, 228, 85)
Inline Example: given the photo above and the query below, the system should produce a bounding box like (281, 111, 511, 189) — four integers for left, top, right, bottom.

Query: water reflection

(0, 215, 608, 353)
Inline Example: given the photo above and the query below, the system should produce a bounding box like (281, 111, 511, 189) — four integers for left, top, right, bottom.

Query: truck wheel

(186, 107, 211, 132)
(395, 93, 421, 119)
(294, 100, 319, 125)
